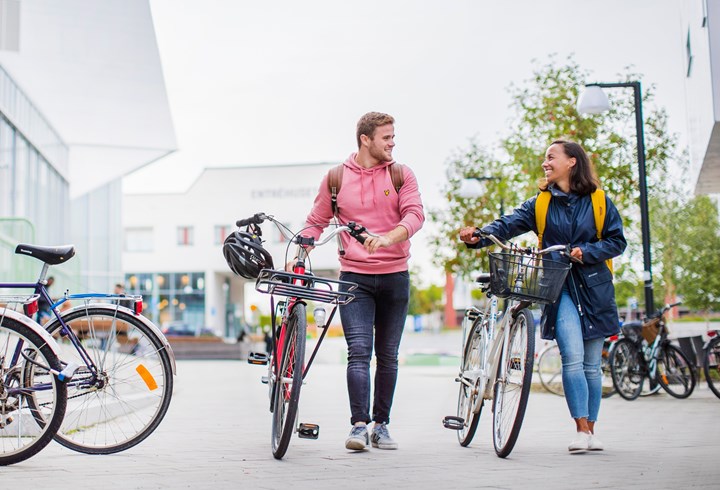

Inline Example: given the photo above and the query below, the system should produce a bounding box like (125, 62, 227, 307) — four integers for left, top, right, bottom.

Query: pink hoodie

(304, 153, 425, 274)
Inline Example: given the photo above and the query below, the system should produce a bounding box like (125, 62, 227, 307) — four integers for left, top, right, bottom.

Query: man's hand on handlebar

(363, 235, 392, 254)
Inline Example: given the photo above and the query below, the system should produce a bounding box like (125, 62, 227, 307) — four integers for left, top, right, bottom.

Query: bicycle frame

(0, 278, 150, 392)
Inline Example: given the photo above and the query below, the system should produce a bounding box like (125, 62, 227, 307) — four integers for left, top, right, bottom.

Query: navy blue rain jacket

(469, 185, 627, 340)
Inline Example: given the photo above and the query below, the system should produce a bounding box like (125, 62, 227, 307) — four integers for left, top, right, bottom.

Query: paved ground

(1, 331, 718, 489)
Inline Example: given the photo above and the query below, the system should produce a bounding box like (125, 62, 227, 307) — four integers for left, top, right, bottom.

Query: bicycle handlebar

(235, 212, 379, 247)
(473, 230, 572, 258)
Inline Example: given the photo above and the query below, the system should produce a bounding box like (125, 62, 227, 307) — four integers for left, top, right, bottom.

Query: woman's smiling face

(542, 143, 576, 188)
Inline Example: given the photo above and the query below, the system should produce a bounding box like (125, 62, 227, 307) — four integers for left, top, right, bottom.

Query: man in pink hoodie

(303, 112, 425, 451)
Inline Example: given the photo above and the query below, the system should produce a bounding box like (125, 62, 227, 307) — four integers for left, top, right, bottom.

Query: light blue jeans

(555, 291, 605, 422)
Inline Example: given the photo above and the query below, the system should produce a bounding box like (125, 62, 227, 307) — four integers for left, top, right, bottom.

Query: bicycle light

(313, 307, 327, 328)
(134, 300, 143, 315)
(23, 298, 39, 318)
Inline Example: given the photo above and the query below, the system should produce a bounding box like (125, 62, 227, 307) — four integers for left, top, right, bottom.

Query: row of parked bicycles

(536, 302, 720, 401)
(1, 244, 175, 466)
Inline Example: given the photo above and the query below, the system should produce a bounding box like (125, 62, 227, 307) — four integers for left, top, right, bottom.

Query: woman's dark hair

(539, 140, 599, 195)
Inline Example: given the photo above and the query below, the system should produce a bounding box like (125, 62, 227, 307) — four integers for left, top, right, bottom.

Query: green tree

(431, 55, 682, 288)
(674, 195, 720, 312)
(408, 282, 443, 316)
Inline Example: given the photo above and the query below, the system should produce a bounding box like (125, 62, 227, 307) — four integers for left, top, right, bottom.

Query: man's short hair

(356, 112, 394, 148)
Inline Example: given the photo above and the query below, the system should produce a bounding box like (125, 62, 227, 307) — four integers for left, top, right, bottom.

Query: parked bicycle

(442, 232, 573, 458)
(0, 294, 70, 465)
(2, 244, 176, 454)
(536, 336, 617, 398)
(702, 330, 720, 399)
(609, 302, 695, 400)
(227, 213, 373, 459)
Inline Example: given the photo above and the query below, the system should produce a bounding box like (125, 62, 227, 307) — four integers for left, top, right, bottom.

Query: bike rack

(255, 269, 357, 305)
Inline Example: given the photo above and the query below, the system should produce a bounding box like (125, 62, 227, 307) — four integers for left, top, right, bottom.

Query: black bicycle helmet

(223, 227, 274, 279)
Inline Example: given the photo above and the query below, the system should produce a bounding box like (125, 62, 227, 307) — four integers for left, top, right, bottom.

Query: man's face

(366, 124, 395, 162)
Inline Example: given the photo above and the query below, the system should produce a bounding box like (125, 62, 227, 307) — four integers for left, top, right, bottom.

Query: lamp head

(577, 85, 611, 114)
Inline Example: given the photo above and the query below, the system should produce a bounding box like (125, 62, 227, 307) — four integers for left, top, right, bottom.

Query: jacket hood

(343, 152, 394, 172)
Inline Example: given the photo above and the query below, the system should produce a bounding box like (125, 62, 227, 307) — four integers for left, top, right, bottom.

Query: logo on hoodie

(384, 189, 390, 196)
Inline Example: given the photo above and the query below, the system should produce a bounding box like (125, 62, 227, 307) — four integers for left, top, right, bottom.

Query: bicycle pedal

(297, 423, 320, 439)
(248, 352, 269, 365)
(442, 416, 464, 430)
(261, 376, 268, 384)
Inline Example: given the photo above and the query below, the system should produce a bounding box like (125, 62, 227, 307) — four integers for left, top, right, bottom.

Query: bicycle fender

(58, 303, 177, 376)
(0, 308, 64, 358)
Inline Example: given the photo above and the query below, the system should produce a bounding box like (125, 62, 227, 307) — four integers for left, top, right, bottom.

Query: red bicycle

(228, 213, 373, 459)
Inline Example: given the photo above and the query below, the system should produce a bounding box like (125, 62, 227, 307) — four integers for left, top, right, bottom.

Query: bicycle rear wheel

(456, 316, 486, 446)
(271, 303, 306, 459)
(610, 339, 644, 401)
(704, 336, 720, 399)
(600, 340, 617, 398)
(41, 306, 174, 454)
(1, 316, 67, 466)
(656, 343, 696, 399)
(537, 344, 563, 396)
(492, 309, 534, 458)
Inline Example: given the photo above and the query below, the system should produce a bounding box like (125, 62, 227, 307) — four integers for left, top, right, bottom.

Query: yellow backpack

(535, 189, 613, 275)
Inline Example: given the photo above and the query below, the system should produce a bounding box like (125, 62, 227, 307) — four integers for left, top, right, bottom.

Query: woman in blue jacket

(460, 140, 626, 453)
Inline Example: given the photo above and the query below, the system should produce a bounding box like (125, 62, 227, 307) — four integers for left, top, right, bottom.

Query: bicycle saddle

(15, 244, 76, 265)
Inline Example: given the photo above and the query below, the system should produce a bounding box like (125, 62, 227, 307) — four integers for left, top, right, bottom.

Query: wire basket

(488, 252, 571, 304)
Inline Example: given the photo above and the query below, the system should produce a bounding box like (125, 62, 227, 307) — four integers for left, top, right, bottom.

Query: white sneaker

(588, 434, 604, 451)
(568, 431, 590, 452)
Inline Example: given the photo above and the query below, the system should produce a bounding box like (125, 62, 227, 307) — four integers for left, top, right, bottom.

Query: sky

(127, 0, 689, 285)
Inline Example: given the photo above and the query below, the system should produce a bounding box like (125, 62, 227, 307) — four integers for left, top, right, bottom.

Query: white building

(682, 0, 720, 193)
(0, 0, 175, 291)
(123, 163, 343, 337)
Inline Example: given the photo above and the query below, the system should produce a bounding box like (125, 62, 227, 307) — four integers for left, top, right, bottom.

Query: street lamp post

(577, 81, 654, 316)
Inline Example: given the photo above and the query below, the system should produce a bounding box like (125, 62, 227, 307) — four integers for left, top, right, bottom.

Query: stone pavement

(1, 332, 718, 489)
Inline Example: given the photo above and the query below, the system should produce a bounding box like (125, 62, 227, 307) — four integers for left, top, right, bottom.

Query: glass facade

(0, 66, 70, 281)
(125, 271, 206, 332)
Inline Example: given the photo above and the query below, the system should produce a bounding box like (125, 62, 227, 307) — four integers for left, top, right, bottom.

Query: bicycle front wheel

(271, 302, 306, 459)
(42, 306, 174, 454)
(656, 343, 696, 399)
(456, 316, 486, 446)
(1, 316, 67, 466)
(537, 344, 563, 396)
(610, 338, 643, 401)
(704, 336, 720, 399)
(492, 309, 534, 458)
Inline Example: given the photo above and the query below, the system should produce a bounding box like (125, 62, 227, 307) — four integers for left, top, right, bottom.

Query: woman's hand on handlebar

(570, 247, 583, 263)
(459, 226, 481, 245)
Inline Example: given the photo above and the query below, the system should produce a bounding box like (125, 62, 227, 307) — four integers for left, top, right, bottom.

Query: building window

(214, 225, 231, 245)
(177, 226, 194, 246)
(125, 227, 153, 252)
(686, 28, 693, 77)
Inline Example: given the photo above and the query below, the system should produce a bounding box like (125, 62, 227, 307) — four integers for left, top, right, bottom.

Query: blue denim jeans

(339, 271, 410, 425)
(555, 291, 605, 422)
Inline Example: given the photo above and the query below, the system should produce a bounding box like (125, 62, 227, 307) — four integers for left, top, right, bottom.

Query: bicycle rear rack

(255, 269, 357, 305)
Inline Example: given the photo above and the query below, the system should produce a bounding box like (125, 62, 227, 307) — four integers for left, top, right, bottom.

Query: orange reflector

(136, 364, 158, 390)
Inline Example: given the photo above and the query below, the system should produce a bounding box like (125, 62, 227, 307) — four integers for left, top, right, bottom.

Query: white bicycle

(443, 232, 572, 458)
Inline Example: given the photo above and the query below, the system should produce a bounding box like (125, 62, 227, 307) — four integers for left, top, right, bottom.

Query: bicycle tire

(271, 302, 306, 459)
(492, 308, 534, 458)
(39, 306, 174, 454)
(600, 340, 617, 399)
(703, 337, 720, 399)
(456, 316, 485, 446)
(610, 338, 643, 401)
(1, 316, 67, 466)
(656, 343, 696, 399)
(537, 344, 563, 397)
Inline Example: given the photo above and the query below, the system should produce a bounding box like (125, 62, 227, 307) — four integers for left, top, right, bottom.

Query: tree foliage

(430, 55, 720, 313)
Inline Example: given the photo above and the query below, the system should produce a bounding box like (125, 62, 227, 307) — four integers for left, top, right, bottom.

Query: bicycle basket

(488, 252, 570, 304)
(641, 317, 661, 344)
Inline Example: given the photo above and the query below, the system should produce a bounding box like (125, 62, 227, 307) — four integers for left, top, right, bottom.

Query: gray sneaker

(371, 423, 398, 450)
(345, 425, 369, 451)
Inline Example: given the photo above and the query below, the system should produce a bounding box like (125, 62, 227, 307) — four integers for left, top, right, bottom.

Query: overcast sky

(128, 0, 689, 283)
